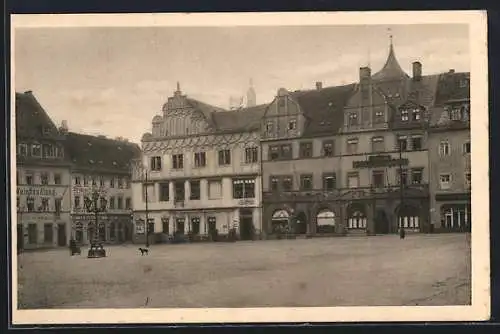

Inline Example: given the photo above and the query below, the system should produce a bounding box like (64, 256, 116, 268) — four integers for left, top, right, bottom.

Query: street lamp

(131, 160, 151, 248)
(83, 188, 107, 244)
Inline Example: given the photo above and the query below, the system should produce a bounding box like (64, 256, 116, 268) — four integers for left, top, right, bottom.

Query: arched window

(348, 211, 367, 229)
(398, 205, 420, 230)
(316, 210, 335, 233)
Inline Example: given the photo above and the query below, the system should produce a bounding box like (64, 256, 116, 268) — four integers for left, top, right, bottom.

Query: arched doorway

(271, 209, 290, 234)
(294, 211, 307, 234)
(346, 203, 367, 231)
(374, 209, 389, 234)
(397, 204, 421, 232)
(316, 210, 336, 233)
(440, 204, 471, 232)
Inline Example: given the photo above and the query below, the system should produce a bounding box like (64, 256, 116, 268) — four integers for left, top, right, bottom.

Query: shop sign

(238, 199, 255, 206)
(17, 186, 65, 197)
(353, 155, 409, 169)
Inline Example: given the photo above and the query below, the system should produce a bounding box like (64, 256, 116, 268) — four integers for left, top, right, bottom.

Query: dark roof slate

(371, 43, 410, 82)
(212, 104, 268, 132)
(65, 132, 141, 174)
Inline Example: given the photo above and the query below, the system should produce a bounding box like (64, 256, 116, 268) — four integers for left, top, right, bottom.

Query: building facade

(428, 71, 471, 232)
(132, 84, 265, 242)
(15, 91, 72, 250)
(260, 40, 470, 236)
(65, 131, 141, 245)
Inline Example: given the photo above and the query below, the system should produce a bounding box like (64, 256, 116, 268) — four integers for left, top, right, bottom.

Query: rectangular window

(465, 172, 471, 188)
(176, 218, 185, 234)
(232, 178, 256, 199)
(463, 141, 471, 154)
(31, 143, 41, 157)
(411, 168, 423, 184)
(208, 179, 222, 199)
(74, 196, 80, 209)
(397, 136, 408, 151)
(44, 223, 53, 243)
(147, 219, 155, 235)
(299, 142, 313, 158)
(159, 183, 170, 201)
(266, 122, 273, 133)
(109, 197, 115, 209)
(174, 181, 185, 201)
(372, 170, 385, 188)
(54, 198, 62, 217)
(190, 180, 201, 200)
(162, 218, 169, 234)
(191, 217, 201, 234)
(117, 197, 123, 209)
(42, 144, 55, 158)
(99, 177, 105, 187)
(347, 138, 358, 154)
(371, 136, 385, 153)
(100, 197, 107, 209)
(374, 109, 385, 123)
(412, 108, 421, 121)
(349, 112, 358, 126)
(401, 110, 409, 121)
(398, 169, 408, 186)
(41, 197, 50, 212)
(244, 147, 259, 164)
(270, 176, 279, 192)
(150, 156, 162, 171)
(109, 177, 115, 188)
(439, 174, 452, 189)
(83, 176, 89, 186)
(125, 198, 132, 209)
(54, 173, 62, 185)
(347, 172, 359, 189)
(117, 178, 123, 188)
(25, 172, 33, 185)
(282, 176, 293, 191)
(269, 145, 280, 161)
(28, 223, 37, 244)
(300, 175, 313, 190)
(281, 144, 293, 159)
(322, 140, 335, 157)
(288, 119, 297, 130)
(18, 143, 28, 156)
(323, 173, 337, 190)
(41, 172, 49, 185)
(172, 154, 184, 169)
(218, 149, 231, 166)
(25, 197, 34, 213)
(92, 176, 97, 186)
(74, 176, 81, 185)
(194, 152, 206, 167)
(412, 136, 423, 150)
(440, 141, 450, 156)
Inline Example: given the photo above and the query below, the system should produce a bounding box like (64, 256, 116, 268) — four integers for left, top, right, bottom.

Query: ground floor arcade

(133, 207, 262, 243)
(263, 197, 431, 237)
(430, 193, 471, 232)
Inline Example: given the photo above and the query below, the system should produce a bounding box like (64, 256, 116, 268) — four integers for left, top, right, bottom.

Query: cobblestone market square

(17, 234, 471, 309)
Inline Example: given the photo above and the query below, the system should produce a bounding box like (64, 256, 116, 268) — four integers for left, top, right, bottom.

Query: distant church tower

(246, 78, 256, 107)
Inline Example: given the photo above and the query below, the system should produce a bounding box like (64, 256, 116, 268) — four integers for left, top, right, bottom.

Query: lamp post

(132, 160, 151, 248)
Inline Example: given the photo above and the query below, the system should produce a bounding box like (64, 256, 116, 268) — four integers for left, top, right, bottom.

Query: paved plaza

(17, 234, 471, 309)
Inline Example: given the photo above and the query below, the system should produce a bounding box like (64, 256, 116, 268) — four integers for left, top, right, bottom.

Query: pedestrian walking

(399, 227, 406, 239)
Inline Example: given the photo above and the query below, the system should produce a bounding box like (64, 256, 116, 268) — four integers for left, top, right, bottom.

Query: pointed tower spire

(371, 29, 409, 81)
(246, 78, 256, 107)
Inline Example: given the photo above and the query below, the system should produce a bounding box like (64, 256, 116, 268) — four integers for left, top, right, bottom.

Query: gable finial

(388, 27, 393, 47)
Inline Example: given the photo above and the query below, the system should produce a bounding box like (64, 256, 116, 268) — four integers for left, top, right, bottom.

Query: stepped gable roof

(15, 91, 63, 140)
(65, 132, 141, 173)
(291, 84, 356, 135)
(371, 41, 410, 82)
(212, 104, 268, 132)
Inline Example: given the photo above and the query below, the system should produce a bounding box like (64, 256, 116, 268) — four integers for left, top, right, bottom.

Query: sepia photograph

(10, 11, 489, 324)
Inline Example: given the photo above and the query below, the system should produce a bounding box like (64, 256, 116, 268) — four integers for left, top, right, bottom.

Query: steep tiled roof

(15, 91, 63, 140)
(291, 84, 356, 135)
(65, 132, 141, 174)
(185, 98, 227, 129)
(434, 72, 470, 106)
(212, 104, 268, 132)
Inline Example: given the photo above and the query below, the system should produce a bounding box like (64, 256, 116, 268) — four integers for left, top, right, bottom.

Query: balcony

(263, 184, 429, 203)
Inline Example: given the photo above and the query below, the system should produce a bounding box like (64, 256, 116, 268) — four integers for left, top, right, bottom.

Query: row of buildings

(15, 38, 471, 248)
(132, 39, 471, 241)
(15, 91, 141, 249)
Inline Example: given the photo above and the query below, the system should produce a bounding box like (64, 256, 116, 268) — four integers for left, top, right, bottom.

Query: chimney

(412, 62, 422, 81)
(59, 120, 69, 133)
(449, 69, 455, 74)
(315, 81, 323, 90)
(24, 90, 33, 95)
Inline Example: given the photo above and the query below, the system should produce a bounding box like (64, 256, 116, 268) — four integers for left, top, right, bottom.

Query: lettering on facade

(353, 155, 409, 169)
(17, 186, 58, 197)
(238, 199, 255, 206)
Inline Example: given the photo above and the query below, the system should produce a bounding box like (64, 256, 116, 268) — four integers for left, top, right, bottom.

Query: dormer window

(401, 110, 409, 121)
(42, 127, 51, 135)
(288, 119, 297, 130)
(31, 143, 41, 157)
(349, 112, 358, 126)
(18, 143, 28, 156)
(450, 107, 462, 121)
(412, 108, 421, 121)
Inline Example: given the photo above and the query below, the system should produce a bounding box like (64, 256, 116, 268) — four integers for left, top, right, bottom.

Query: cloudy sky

(14, 24, 469, 143)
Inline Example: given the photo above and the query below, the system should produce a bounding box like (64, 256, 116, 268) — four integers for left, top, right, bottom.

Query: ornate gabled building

(427, 71, 471, 232)
(15, 91, 72, 250)
(132, 83, 266, 242)
(65, 131, 141, 244)
(261, 38, 470, 237)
